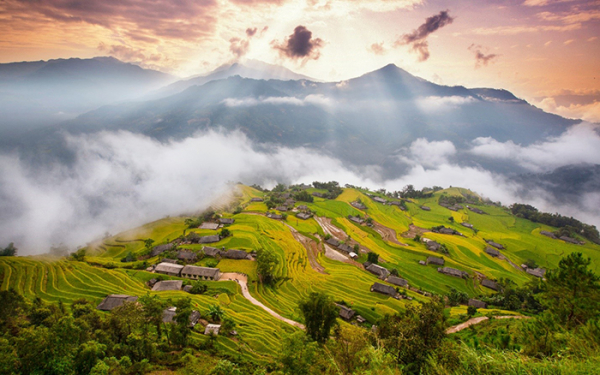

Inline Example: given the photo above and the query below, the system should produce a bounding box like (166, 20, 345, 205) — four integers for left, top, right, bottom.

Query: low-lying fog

(1, 124, 599, 255)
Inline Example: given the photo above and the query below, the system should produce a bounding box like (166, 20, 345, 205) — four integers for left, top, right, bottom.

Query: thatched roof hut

(387, 276, 408, 287)
(468, 299, 487, 309)
(97, 295, 138, 311)
(152, 280, 183, 291)
(162, 307, 201, 327)
(181, 265, 220, 280)
(427, 256, 445, 266)
(370, 282, 396, 297)
(154, 262, 184, 277)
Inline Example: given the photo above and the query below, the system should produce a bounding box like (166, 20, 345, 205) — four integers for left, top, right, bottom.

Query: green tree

(256, 248, 279, 284)
(210, 359, 243, 375)
(294, 190, 314, 203)
(280, 331, 319, 375)
(189, 280, 208, 294)
(75, 340, 106, 375)
(298, 292, 338, 344)
(543, 252, 600, 328)
(328, 325, 370, 375)
(0, 242, 17, 256)
(207, 304, 225, 322)
(467, 306, 477, 317)
(139, 293, 165, 339)
(144, 238, 155, 251)
(367, 252, 379, 264)
(71, 248, 86, 262)
(171, 297, 193, 348)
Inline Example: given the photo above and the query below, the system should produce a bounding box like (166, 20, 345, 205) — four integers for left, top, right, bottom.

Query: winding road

(446, 315, 529, 334)
(220, 272, 305, 329)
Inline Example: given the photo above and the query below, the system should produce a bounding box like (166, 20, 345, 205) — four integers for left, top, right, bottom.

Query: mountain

(153, 59, 315, 98)
(21, 64, 577, 174)
(0, 56, 176, 137)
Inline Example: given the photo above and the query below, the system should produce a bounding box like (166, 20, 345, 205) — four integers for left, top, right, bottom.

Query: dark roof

(296, 212, 311, 220)
(200, 222, 220, 230)
(438, 267, 467, 278)
(526, 267, 546, 278)
(151, 243, 173, 257)
(250, 197, 263, 202)
(540, 230, 557, 239)
(202, 246, 221, 257)
(481, 279, 499, 291)
(560, 236, 581, 244)
(162, 307, 201, 327)
(461, 222, 474, 229)
(424, 240, 441, 251)
(486, 241, 504, 250)
(387, 276, 408, 287)
(267, 213, 283, 219)
(373, 197, 387, 204)
(338, 305, 356, 320)
(467, 206, 486, 214)
(219, 218, 235, 225)
(177, 250, 198, 261)
(222, 249, 250, 259)
(338, 243, 354, 253)
(420, 206, 431, 211)
(351, 201, 367, 210)
(370, 282, 396, 296)
(426, 256, 445, 265)
(366, 264, 390, 278)
(199, 235, 221, 244)
(181, 265, 220, 278)
(312, 192, 325, 197)
(97, 294, 138, 311)
(326, 237, 340, 247)
(276, 206, 288, 211)
(468, 299, 487, 309)
(348, 215, 364, 224)
(484, 247, 500, 257)
(439, 227, 456, 235)
(152, 280, 183, 291)
(297, 205, 308, 210)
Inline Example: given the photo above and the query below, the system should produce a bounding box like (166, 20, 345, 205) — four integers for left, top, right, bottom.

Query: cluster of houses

(540, 230, 584, 245)
(151, 262, 221, 281)
(325, 237, 357, 258)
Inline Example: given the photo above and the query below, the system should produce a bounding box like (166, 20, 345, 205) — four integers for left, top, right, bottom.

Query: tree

(376, 298, 446, 374)
(207, 304, 225, 322)
(0, 243, 17, 257)
(353, 244, 359, 253)
(467, 306, 477, 317)
(367, 252, 379, 264)
(172, 298, 193, 348)
(448, 216, 454, 223)
(298, 292, 338, 344)
(138, 293, 165, 339)
(256, 248, 279, 284)
(294, 190, 314, 203)
(272, 183, 287, 192)
(543, 252, 600, 328)
(328, 325, 369, 375)
(280, 331, 319, 375)
(220, 228, 231, 238)
(446, 288, 468, 307)
(71, 248, 86, 262)
(144, 238, 155, 251)
(189, 281, 208, 294)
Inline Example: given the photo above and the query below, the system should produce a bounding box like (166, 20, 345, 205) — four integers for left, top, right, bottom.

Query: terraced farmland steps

(219, 272, 305, 329)
(284, 224, 328, 275)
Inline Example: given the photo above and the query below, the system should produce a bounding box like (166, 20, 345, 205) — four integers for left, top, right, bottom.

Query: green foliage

(0, 243, 17, 257)
(467, 306, 477, 317)
(144, 238, 155, 250)
(220, 228, 231, 238)
(207, 304, 225, 322)
(280, 331, 319, 375)
(446, 288, 468, 307)
(189, 280, 208, 294)
(367, 252, 379, 264)
(256, 248, 279, 284)
(298, 292, 338, 344)
(272, 183, 287, 192)
(294, 190, 314, 203)
(399, 184, 433, 199)
(312, 181, 343, 199)
(70, 248, 86, 262)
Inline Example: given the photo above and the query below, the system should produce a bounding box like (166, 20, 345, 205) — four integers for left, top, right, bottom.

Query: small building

(285, 199, 296, 206)
(468, 299, 487, 309)
(540, 230, 557, 239)
(426, 256, 445, 266)
(199, 235, 221, 244)
(97, 294, 138, 311)
(162, 307, 201, 327)
(467, 206, 486, 214)
(219, 218, 235, 225)
(420, 206, 431, 211)
(439, 227, 456, 235)
(160, 258, 178, 264)
(151, 243, 173, 257)
(387, 276, 408, 288)
(560, 236, 581, 245)
(437, 267, 468, 278)
(348, 215, 365, 224)
(526, 267, 546, 278)
(366, 263, 390, 279)
(181, 265, 220, 280)
(222, 249, 250, 260)
(325, 237, 341, 248)
(338, 243, 354, 254)
(202, 246, 221, 257)
(351, 201, 367, 210)
(486, 241, 505, 250)
(183, 285, 193, 293)
(297, 205, 308, 211)
(155, 262, 184, 277)
(389, 201, 402, 206)
(177, 250, 198, 263)
(349, 252, 358, 259)
(356, 315, 366, 323)
(204, 324, 221, 335)
(481, 279, 499, 291)
(423, 239, 441, 252)
(276, 206, 288, 212)
(484, 247, 500, 257)
(152, 280, 183, 291)
(373, 196, 387, 204)
(337, 304, 356, 321)
(200, 222, 220, 230)
(370, 282, 397, 297)
(250, 197, 264, 202)
(267, 213, 283, 220)
(461, 222, 474, 229)
(418, 260, 426, 266)
(296, 212, 311, 220)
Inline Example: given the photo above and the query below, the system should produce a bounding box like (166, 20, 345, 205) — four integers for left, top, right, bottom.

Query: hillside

(1, 184, 598, 373)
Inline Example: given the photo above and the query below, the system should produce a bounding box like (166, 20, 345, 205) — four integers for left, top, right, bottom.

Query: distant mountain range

(0, 56, 175, 137)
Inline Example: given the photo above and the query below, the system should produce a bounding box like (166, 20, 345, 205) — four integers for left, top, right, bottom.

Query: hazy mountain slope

(0, 57, 175, 137)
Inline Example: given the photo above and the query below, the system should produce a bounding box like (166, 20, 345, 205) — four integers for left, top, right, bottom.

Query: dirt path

(498, 254, 523, 271)
(401, 224, 430, 239)
(314, 216, 371, 254)
(372, 221, 408, 246)
(446, 315, 529, 334)
(285, 224, 328, 274)
(220, 272, 305, 329)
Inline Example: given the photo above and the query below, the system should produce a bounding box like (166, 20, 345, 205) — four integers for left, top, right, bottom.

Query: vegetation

(299, 292, 338, 344)
(0, 243, 17, 257)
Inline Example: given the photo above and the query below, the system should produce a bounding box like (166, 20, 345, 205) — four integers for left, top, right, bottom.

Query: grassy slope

(2, 185, 599, 361)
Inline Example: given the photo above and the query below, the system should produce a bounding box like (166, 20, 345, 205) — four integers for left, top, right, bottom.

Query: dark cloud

(395, 10, 454, 61)
(272, 25, 324, 62)
(229, 37, 250, 58)
(3, 0, 218, 41)
(469, 44, 499, 68)
(246, 27, 258, 37)
(368, 42, 387, 55)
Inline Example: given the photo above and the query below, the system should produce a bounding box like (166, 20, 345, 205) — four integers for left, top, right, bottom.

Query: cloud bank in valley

(1, 123, 600, 255)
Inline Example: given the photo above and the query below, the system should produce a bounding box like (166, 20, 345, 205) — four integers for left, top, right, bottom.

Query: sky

(1, 0, 599, 120)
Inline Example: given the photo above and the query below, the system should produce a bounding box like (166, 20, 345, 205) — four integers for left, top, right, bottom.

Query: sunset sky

(1, 0, 598, 121)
